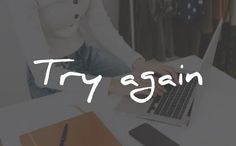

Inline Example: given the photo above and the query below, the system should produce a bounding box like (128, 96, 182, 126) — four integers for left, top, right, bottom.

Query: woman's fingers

(163, 66, 179, 84)
(156, 83, 167, 93)
(155, 89, 164, 96)
(140, 85, 166, 97)
(153, 67, 169, 76)
(130, 74, 168, 97)
(140, 88, 164, 97)
(154, 66, 179, 85)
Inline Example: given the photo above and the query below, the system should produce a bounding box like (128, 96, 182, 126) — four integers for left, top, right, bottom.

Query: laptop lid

(187, 19, 223, 124)
(200, 19, 223, 79)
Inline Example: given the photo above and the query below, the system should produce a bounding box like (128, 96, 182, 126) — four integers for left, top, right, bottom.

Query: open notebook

(20, 112, 121, 146)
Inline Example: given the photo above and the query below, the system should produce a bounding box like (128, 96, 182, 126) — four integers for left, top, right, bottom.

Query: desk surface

(0, 56, 235, 146)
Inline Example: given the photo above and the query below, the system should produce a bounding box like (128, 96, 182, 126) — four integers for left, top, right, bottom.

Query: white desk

(0, 56, 235, 146)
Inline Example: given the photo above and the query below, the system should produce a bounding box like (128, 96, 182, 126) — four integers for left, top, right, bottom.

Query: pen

(59, 123, 68, 146)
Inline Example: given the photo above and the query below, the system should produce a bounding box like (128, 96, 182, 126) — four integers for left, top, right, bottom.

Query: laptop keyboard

(147, 76, 197, 120)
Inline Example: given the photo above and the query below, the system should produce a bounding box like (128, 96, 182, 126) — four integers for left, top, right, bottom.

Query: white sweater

(8, 0, 142, 98)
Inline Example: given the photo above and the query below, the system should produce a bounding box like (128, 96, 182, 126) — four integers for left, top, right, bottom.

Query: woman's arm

(8, 0, 111, 98)
(84, 0, 144, 69)
(83, 0, 180, 96)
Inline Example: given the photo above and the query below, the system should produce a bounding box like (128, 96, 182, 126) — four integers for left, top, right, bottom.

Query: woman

(9, 0, 177, 99)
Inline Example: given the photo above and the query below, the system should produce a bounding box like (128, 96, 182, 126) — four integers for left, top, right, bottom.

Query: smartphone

(129, 123, 179, 146)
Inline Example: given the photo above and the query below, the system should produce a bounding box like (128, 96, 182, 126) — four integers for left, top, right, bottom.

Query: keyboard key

(160, 86, 179, 116)
(172, 79, 196, 119)
(166, 83, 187, 117)
(154, 90, 172, 115)
(178, 79, 197, 119)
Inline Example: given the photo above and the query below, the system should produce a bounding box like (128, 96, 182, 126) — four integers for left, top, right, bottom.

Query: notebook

(20, 112, 121, 146)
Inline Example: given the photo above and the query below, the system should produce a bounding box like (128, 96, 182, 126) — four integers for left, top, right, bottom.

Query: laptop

(115, 19, 223, 127)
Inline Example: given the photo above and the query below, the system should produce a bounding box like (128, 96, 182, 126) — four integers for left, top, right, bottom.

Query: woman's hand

(132, 58, 178, 82)
(109, 58, 178, 97)
(132, 59, 179, 96)
(109, 71, 167, 97)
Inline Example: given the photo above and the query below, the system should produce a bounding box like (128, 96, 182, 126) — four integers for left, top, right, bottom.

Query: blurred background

(104, 0, 236, 79)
